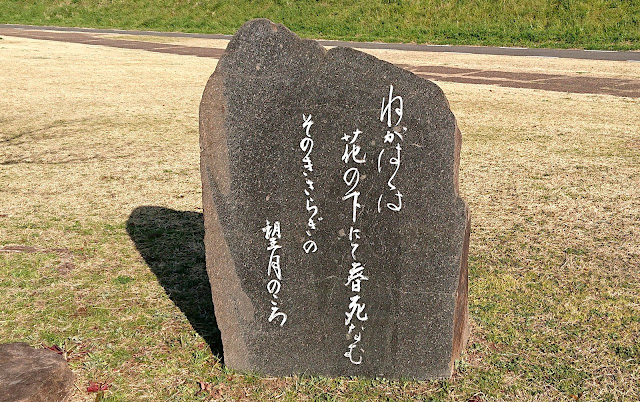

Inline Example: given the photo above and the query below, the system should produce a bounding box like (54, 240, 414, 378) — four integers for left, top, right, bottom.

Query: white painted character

(345, 262, 369, 292)
(380, 84, 403, 128)
(268, 302, 287, 327)
(345, 295, 368, 326)
(344, 332, 363, 365)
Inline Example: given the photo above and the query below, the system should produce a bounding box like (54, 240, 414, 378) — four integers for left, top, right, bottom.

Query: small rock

(0, 343, 75, 402)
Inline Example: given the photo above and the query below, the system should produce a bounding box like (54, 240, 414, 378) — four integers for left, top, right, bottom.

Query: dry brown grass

(0, 36, 211, 220)
(1, 35, 639, 400)
(1, 36, 216, 401)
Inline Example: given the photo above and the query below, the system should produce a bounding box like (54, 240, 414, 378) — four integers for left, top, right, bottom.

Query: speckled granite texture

(200, 19, 469, 379)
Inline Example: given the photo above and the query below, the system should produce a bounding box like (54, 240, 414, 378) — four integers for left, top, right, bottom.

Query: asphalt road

(2, 23, 640, 62)
(1, 24, 639, 98)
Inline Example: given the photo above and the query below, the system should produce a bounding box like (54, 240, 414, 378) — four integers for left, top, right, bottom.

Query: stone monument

(200, 19, 469, 379)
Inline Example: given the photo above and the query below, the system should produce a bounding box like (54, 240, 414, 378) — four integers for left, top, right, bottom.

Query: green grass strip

(1, 0, 640, 50)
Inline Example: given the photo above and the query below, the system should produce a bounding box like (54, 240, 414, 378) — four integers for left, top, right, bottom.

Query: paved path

(399, 64, 640, 98)
(3, 24, 640, 62)
(1, 25, 639, 98)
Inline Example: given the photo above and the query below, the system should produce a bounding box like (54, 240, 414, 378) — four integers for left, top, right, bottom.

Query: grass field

(1, 35, 639, 400)
(2, 0, 640, 50)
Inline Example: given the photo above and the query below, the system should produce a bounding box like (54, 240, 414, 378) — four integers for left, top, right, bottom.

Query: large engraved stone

(200, 18, 470, 379)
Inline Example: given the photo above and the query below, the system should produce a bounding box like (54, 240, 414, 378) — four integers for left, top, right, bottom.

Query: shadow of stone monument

(126, 206, 223, 360)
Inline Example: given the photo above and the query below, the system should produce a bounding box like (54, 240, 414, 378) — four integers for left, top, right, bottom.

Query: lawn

(0, 34, 639, 400)
(1, 0, 640, 50)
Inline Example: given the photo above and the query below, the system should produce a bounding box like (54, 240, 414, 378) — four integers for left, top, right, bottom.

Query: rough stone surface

(0, 343, 75, 402)
(200, 18, 469, 379)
